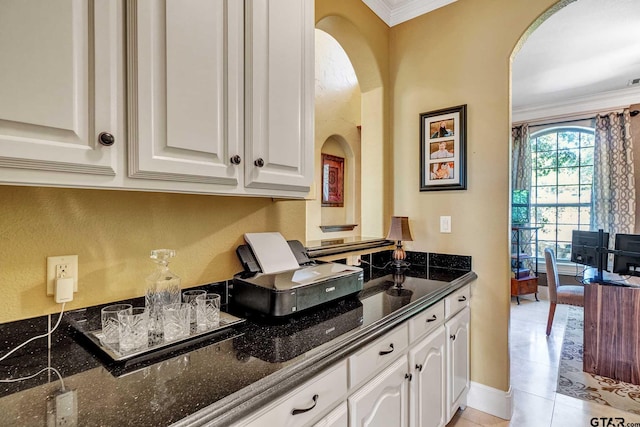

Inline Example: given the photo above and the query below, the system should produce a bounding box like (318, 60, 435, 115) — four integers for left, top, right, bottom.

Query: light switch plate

(440, 216, 452, 233)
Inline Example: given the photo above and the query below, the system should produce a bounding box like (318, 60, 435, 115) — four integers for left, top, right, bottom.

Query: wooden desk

(583, 280, 640, 385)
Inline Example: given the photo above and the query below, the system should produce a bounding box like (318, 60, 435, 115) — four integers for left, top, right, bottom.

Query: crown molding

(512, 86, 640, 124)
(362, 0, 457, 27)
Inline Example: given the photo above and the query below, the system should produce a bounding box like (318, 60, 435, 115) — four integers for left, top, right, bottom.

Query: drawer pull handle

(416, 364, 423, 372)
(426, 315, 437, 323)
(405, 373, 413, 381)
(450, 334, 456, 341)
(230, 155, 242, 165)
(291, 394, 318, 416)
(458, 296, 467, 302)
(379, 343, 394, 356)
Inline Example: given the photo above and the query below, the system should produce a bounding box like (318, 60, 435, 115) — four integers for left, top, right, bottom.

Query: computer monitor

(570, 230, 609, 268)
(612, 234, 640, 276)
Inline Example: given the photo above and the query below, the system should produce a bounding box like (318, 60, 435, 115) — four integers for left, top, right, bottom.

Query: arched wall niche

(320, 134, 358, 229)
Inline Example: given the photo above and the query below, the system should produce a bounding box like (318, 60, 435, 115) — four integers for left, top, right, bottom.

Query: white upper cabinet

(0, 0, 313, 197)
(244, 0, 314, 192)
(127, 0, 243, 185)
(0, 0, 118, 184)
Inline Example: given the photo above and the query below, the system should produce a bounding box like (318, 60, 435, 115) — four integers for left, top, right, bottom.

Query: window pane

(535, 186, 557, 204)
(580, 147, 594, 165)
(558, 167, 579, 185)
(557, 241, 572, 261)
(580, 165, 593, 184)
(579, 185, 592, 203)
(558, 132, 580, 149)
(558, 148, 579, 167)
(536, 151, 557, 168)
(539, 226, 556, 241)
(536, 169, 557, 185)
(539, 240, 556, 258)
(580, 132, 595, 147)
(536, 206, 556, 225)
(534, 133, 557, 152)
(557, 185, 580, 203)
(580, 207, 591, 225)
(557, 225, 575, 242)
(558, 206, 579, 224)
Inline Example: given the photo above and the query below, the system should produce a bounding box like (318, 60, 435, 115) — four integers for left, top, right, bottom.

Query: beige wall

(0, 186, 305, 323)
(389, 0, 557, 391)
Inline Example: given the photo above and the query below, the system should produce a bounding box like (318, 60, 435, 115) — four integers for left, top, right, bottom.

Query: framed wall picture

(321, 154, 344, 207)
(420, 104, 467, 191)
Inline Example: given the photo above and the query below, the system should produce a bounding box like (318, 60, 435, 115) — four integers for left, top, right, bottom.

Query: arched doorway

(307, 15, 387, 242)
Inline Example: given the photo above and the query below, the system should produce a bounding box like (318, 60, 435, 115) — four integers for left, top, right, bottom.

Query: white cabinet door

(348, 356, 410, 427)
(127, 0, 243, 185)
(409, 327, 446, 427)
(446, 306, 470, 422)
(0, 0, 118, 182)
(244, 0, 314, 192)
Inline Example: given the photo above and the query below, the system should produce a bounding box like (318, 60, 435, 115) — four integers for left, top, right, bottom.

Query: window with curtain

(530, 126, 595, 261)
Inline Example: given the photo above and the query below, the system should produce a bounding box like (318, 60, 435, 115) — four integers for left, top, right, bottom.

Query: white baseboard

(467, 381, 513, 420)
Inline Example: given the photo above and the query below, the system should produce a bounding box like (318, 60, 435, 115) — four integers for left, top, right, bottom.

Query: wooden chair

(544, 248, 585, 335)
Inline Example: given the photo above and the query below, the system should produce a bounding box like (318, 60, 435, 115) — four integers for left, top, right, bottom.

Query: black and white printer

(233, 233, 363, 317)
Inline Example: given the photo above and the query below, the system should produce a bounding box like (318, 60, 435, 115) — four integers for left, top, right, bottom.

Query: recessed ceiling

(361, 0, 456, 27)
(512, 0, 640, 116)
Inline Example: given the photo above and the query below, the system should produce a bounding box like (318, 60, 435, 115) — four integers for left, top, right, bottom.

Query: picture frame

(419, 104, 467, 191)
(321, 154, 344, 207)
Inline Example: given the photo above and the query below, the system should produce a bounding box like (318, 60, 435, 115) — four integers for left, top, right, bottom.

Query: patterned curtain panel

(592, 109, 636, 241)
(511, 124, 532, 258)
(511, 124, 531, 192)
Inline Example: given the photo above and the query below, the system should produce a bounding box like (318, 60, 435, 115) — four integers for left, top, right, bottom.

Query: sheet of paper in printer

(244, 232, 301, 274)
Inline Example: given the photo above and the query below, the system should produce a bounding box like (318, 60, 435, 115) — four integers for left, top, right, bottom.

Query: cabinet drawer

(348, 323, 409, 389)
(241, 361, 348, 427)
(445, 285, 470, 319)
(409, 301, 445, 343)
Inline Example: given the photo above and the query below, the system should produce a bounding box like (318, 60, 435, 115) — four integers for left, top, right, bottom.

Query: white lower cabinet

(445, 306, 470, 421)
(348, 356, 410, 427)
(409, 328, 447, 427)
(238, 287, 471, 427)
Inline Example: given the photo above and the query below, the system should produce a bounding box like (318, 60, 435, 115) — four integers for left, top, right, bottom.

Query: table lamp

(387, 216, 414, 270)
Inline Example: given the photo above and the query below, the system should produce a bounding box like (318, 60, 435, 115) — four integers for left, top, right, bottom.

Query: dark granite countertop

(0, 269, 476, 427)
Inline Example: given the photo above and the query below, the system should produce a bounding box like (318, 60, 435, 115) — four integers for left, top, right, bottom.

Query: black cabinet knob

(230, 155, 241, 165)
(98, 132, 115, 146)
(254, 158, 264, 167)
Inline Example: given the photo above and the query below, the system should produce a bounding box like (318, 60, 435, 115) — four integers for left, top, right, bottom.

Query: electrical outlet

(47, 390, 78, 427)
(47, 255, 78, 296)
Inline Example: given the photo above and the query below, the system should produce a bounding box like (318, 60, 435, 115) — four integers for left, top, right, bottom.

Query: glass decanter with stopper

(146, 249, 182, 343)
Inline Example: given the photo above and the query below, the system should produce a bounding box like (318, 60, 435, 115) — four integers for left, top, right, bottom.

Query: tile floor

(446, 294, 640, 427)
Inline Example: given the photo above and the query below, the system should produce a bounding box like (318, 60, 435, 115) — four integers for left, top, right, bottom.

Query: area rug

(557, 306, 640, 415)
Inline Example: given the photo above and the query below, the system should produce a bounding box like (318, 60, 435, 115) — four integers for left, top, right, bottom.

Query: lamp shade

(386, 216, 413, 242)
